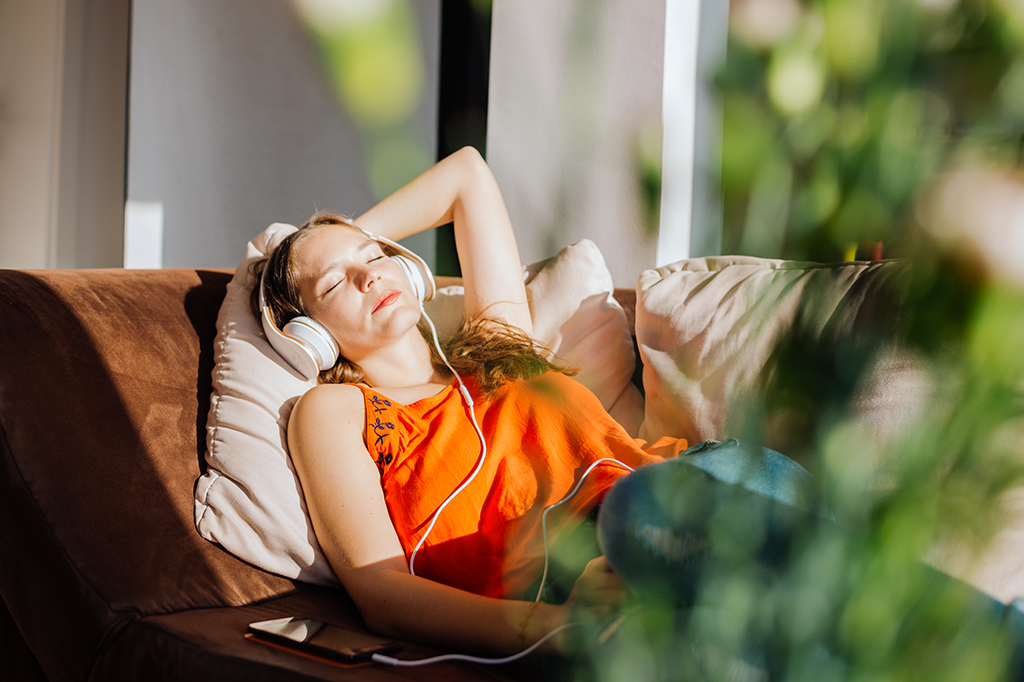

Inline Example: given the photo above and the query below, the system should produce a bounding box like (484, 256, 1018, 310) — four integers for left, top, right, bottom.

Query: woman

(254, 147, 820, 660)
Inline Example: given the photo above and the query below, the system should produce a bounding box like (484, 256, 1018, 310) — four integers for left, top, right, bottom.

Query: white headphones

(259, 222, 436, 380)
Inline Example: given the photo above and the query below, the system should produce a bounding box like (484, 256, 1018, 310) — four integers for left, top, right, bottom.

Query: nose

(356, 264, 382, 292)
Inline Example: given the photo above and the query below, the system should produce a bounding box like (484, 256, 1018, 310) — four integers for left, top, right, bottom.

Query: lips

(372, 289, 401, 313)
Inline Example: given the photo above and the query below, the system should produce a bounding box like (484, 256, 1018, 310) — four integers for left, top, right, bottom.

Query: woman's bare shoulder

(289, 383, 366, 435)
(298, 381, 364, 403)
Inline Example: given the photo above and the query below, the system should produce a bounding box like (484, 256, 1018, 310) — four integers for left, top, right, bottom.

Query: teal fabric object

(597, 439, 826, 607)
(676, 439, 825, 514)
(595, 440, 1024, 680)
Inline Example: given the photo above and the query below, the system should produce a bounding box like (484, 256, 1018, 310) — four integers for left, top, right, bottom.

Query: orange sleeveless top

(358, 372, 686, 598)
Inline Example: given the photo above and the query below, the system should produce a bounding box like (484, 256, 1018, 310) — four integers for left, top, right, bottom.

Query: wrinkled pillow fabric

(635, 256, 915, 454)
(193, 223, 327, 582)
(194, 225, 639, 585)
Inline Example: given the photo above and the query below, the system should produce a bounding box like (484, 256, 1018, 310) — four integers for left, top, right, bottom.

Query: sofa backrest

(0, 269, 298, 682)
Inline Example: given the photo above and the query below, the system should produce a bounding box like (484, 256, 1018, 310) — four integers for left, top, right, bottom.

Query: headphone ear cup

(261, 304, 339, 381)
(282, 316, 339, 373)
(391, 254, 434, 303)
(259, 259, 339, 380)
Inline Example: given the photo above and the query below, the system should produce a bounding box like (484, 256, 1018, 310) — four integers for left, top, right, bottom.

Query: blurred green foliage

(559, 1, 1024, 680)
(719, 0, 1024, 262)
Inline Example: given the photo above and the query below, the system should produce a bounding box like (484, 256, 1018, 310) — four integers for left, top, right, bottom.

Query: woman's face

(291, 224, 423, 362)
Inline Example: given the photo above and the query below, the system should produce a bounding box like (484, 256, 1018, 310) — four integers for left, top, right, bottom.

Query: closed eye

(322, 278, 344, 296)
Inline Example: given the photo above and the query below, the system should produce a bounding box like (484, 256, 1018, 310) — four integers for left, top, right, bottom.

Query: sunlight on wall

(488, 0, 667, 287)
(292, 0, 433, 202)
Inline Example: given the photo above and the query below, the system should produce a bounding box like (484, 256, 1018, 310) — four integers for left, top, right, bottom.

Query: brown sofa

(0, 268, 532, 682)
(4, 261, 1022, 680)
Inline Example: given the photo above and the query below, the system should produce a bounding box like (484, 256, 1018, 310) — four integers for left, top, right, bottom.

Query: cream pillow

(635, 256, 913, 451)
(428, 241, 643, 432)
(194, 225, 640, 585)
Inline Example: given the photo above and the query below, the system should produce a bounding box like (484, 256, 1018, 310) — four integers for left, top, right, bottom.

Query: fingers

(568, 556, 628, 619)
(582, 557, 626, 598)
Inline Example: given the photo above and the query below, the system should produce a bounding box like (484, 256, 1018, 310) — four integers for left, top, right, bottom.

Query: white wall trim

(659, 0, 728, 265)
(658, 0, 701, 265)
(124, 200, 165, 269)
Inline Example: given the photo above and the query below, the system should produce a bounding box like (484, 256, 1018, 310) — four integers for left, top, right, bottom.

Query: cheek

(311, 296, 359, 338)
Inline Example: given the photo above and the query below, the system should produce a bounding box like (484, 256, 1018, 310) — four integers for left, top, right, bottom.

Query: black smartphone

(247, 616, 403, 662)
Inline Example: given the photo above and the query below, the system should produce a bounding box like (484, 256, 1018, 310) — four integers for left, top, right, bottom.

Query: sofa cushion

(635, 256, 915, 457)
(194, 225, 641, 586)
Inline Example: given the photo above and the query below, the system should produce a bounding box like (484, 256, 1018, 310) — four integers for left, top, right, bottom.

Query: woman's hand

(533, 556, 628, 655)
(565, 556, 628, 623)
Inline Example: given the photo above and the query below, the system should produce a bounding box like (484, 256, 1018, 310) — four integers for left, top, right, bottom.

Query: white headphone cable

(407, 305, 488, 578)
(371, 622, 575, 667)
(533, 457, 635, 603)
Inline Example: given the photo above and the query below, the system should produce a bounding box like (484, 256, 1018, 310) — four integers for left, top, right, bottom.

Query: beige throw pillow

(635, 256, 914, 452)
(194, 224, 640, 585)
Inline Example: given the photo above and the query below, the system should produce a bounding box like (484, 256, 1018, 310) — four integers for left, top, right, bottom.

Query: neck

(355, 326, 449, 389)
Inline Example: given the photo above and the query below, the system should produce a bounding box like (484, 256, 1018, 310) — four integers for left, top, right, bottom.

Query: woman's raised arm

(354, 147, 532, 335)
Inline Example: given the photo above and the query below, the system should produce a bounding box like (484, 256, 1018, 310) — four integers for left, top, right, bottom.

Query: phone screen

(247, 617, 403, 662)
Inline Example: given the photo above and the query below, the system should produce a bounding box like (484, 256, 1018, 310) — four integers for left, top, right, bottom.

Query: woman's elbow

(360, 609, 401, 639)
(345, 571, 410, 637)
(452, 144, 484, 166)
(358, 600, 419, 642)
(451, 145, 491, 182)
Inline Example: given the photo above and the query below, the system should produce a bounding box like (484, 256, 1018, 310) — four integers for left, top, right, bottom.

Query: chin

(398, 301, 426, 329)
(380, 301, 426, 338)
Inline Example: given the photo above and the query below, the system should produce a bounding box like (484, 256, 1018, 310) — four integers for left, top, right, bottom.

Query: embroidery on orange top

(368, 395, 395, 475)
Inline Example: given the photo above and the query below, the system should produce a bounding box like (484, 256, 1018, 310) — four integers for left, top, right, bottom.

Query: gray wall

(3, 0, 724, 276)
(0, 0, 62, 268)
(487, 0, 666, 287)
(58, 0, 130, 268)
(0, 0, 128, 269)
(487, 0, 728, 286)
(127, 0, 440, 269)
